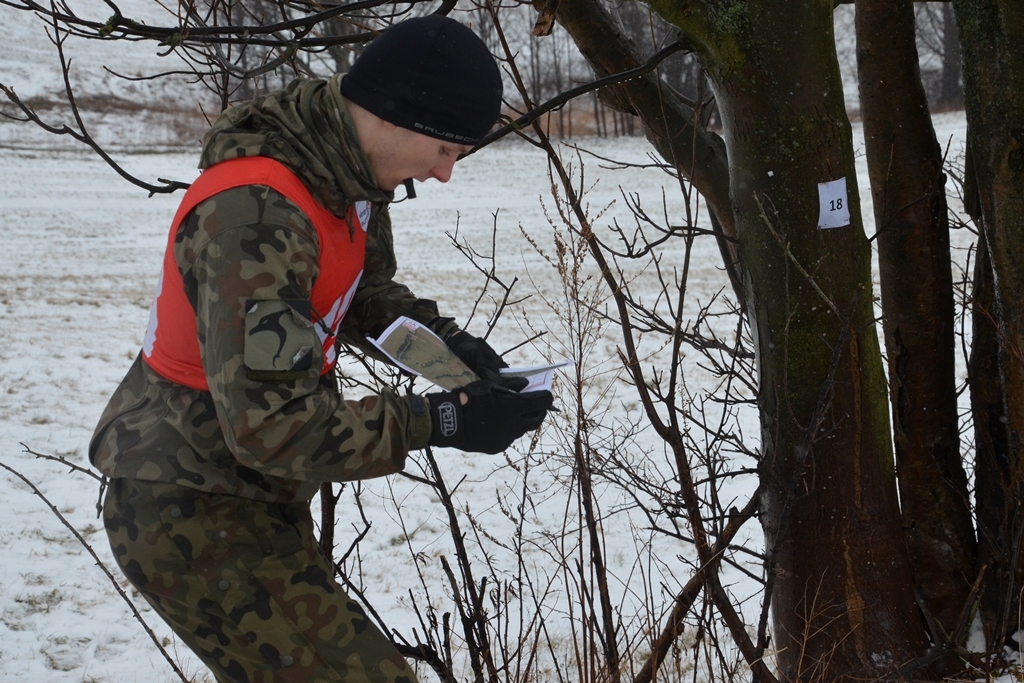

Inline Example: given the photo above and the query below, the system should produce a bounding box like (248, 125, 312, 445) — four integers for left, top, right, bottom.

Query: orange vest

(142, 157, 369, 391)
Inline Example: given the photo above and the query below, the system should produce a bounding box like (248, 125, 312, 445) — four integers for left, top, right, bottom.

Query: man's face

(370, 125, 473, 192)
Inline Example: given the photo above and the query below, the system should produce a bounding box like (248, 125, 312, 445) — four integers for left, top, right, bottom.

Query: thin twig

(475, 40, 687, 150)
(21, 443, 102, 481)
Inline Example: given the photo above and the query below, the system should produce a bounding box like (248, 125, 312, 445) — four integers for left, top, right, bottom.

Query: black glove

(427, 379, 553, 454)
(445, 330, 507, 380)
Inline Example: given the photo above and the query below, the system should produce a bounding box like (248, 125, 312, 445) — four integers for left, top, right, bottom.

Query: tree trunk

(939, 3, 963, 110)
(855, 0, 975, 641)
(642, 1, 930, 679)
(969, 233, 1012, 644)
(953, 0, 1024, 645)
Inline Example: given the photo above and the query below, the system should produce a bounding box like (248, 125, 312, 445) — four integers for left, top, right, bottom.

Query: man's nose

(431, 157, 458, 183)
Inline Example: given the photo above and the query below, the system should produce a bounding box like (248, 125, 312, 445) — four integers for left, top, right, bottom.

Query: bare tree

(953, 0, 1024, 647)
(856, 0, 974, 651)
(915, 1, 964, 110)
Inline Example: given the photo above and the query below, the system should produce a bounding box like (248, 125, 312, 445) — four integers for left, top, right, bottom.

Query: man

(90, 14, 553, 683)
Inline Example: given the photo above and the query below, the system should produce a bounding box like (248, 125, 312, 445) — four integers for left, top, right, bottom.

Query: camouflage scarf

(199, 75, 390, 217)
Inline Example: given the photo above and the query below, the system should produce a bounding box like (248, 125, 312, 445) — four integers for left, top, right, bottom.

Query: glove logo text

(438, 402, 458, 437)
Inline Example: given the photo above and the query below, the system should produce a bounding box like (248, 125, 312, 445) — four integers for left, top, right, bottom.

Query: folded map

(370, 317, 571, 392)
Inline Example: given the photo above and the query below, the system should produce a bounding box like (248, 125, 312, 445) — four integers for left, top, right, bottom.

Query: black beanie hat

(340, 15, 503, 144)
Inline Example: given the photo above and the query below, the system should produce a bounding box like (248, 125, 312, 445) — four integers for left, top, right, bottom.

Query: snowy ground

(0, 0, 211, 150)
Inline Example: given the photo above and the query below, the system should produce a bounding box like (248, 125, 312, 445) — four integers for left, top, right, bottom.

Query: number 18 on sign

(817, 176, 851, 229)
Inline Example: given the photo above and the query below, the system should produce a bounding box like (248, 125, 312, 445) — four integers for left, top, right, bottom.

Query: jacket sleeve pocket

(243, 299, 320, 381)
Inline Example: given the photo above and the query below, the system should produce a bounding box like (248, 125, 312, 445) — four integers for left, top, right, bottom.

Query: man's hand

(427, 380, 553, 454)
(445, 330, 506, 380)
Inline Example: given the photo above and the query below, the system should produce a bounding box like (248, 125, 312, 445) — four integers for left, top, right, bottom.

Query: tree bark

(855, 0, 975, 641)
(969, 234, 1011, 644)
(638, 1, 930, 679)
(953, 0, 1024, 644)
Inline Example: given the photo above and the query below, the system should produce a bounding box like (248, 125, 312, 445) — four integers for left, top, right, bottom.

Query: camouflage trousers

(103, 478, 419, 683)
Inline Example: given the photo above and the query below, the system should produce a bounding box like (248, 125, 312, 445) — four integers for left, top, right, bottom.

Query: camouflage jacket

(90, 76, 455, 503)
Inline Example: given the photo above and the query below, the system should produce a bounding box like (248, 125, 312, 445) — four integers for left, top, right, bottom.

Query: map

(371, 317, 571, 391)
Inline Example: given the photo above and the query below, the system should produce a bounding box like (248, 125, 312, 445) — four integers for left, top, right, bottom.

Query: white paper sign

(817, 177, 851, 229)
